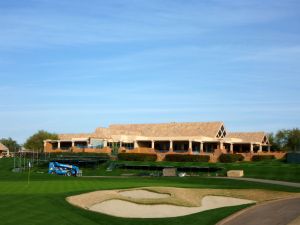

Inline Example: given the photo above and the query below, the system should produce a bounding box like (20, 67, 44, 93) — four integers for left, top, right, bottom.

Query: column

(268, 145, 271, 152)
(200, 142, 204, 153)
(134, 141, 138, 149)
(188, 140, 192, 153)
(103, 140, 108, 147)
(230, 143, 233, 153)
(250, 143, 254, 153)
(72, 141, 75, 147)
(57, 141, 61, 149)
(169, 140, 173, 152)
(259, 144, 263, 152)
(151, 140, 155, 149)
(119, 141, 122, 149)
(220, 141, 224, 150)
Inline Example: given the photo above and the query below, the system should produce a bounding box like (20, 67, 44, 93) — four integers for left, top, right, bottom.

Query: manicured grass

(116, 160, 300, 182)
(0, 192, 251, 225)
(0, 158, 299, 225)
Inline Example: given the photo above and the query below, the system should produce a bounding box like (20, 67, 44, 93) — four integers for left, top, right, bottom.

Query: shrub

(252, 155, 275, 161)
(164, 154, 210, 162)
(218, 154, 244, 163)
(117, 153, 157, 162)
(49, 152, 109, 158)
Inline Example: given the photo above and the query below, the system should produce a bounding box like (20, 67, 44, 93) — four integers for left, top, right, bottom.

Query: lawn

(0, 158, 299, 225)
(113, 160, 300, 182)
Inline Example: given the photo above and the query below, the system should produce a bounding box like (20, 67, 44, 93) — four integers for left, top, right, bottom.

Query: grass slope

(115, 160, 300, 182)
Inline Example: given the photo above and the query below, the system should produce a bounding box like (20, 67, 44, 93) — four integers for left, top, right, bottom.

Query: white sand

(89, 196, 255, 218)
(119, 190, 170, 199)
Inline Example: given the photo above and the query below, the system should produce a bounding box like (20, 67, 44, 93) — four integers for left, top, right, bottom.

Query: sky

(0, 0, 300, 143)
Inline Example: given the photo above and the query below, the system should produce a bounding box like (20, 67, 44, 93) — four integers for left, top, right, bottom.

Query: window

(216, 125, 226, 138)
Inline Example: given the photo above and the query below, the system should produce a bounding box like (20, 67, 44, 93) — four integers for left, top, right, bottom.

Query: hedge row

(118, 153, 275, 162)
(117, 153, 157, 162)
(218, 154, 244, 163)
(165, 154, 210, 162)
(252, 155, 275, 161)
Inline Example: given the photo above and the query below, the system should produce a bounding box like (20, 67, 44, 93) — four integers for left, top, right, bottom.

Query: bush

(49, 152, 109, 158)
(252, 155, 275, 161)
(164, 154, 210, 162)
(219, 154, 244, 163)
(118, 153, 157, 162)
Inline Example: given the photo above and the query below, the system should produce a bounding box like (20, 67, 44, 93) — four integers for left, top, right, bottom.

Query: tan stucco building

(44, 122, 284, 162)
(0, 143, 9, 157)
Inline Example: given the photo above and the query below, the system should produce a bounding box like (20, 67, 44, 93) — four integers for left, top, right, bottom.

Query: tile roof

(0, 143, 8, 151)
(227, 132, 267, 143)
(109, 122, 224, 138)
(55, 122, 269, 145)
(58, 133, 92, 140)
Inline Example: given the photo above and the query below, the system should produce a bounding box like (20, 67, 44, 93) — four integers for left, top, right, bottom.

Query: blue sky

(0, 0, 300, 143)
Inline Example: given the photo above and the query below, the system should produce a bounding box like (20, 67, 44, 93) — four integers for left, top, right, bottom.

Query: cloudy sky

(0, 0, 300, 143)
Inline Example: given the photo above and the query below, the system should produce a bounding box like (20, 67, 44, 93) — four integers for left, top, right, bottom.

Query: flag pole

(27, 161, 31, 185)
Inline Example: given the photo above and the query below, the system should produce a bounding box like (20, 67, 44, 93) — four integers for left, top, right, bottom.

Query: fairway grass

(115, 160, 300, 182)
(0, 158, 300, 225)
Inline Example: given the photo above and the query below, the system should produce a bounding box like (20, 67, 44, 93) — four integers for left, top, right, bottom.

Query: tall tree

(24, 130, 58, 152)
(0, 137, 20, 152)
(275, 129, 290, 151)
(287, 128, 300, 152)
(269, 129, 300, 152)
(268, 133, 280, 151)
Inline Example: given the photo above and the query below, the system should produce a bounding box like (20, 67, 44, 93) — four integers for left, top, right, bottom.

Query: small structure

(163, 167, 177, 177)
(0, 143, 9, 157)
(227, 170, 244, 177)
(286, 153, 300, 164)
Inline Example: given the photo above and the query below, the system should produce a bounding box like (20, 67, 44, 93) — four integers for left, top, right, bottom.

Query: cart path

(217, 197, 300, 225)
(215, 177, 300, 188)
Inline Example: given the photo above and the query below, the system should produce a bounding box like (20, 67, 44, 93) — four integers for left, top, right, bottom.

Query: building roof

(108, 122, 224, 138)
(226, 132, 268, 143)
(94, 127, 141, 138)
(0, 143, 9, 151)
(58, 133, 92, 140)
(55, 122, 269, 145)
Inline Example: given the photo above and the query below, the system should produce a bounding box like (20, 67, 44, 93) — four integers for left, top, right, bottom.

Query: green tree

(269, 129, 300, 152)
(24, 130, 58, 152)
(287, 128, 300, 152)
(274, 129, 290, 151)
(268, 133, 280, 151)
(0, 137, 20, 152)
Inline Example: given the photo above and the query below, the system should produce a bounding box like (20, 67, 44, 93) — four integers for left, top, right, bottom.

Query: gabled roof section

(227, 132, 268, 143)
(216, 123, 227, 138)
(0, 142, 9, 151)
(108, 122, 224, 138)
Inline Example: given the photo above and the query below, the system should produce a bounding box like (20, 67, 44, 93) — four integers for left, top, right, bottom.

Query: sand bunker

(119, 190, 170, 199)
(67, 187, 299, 218)
(89, 196, 254, 218)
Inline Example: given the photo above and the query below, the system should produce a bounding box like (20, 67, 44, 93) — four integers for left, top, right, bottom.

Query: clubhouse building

(44, 122, 284, 162)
